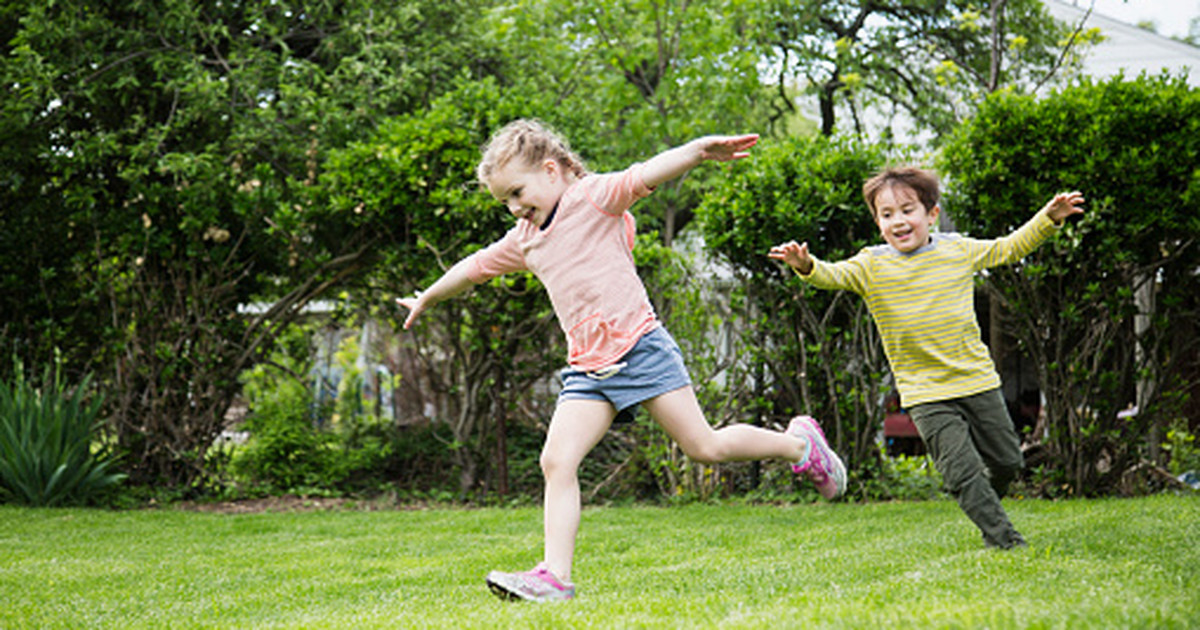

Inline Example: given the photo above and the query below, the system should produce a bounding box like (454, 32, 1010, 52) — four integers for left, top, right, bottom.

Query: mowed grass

(1, 495, 1197, 629)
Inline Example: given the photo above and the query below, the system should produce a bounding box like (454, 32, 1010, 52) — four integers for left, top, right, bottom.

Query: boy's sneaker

(486, 563, 575, 602)
(984, 531, 1028, 550)
(787, 415, 847, 500)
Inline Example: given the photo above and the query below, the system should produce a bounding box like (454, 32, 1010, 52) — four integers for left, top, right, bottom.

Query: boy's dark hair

(862, 167, 940, 218)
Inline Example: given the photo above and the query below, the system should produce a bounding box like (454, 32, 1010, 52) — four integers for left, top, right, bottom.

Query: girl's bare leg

(643, 386, 808, 463)
(540, 398, 615, 583)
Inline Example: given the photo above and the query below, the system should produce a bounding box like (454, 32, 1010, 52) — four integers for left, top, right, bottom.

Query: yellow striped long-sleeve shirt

(797, 209, 1060, 407)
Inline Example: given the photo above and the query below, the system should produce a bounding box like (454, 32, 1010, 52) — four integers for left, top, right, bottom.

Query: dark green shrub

(230, 345, 403, 495)
(1163, 422, 1200, 478)
(853, 452, 945, 502)
(696, 134, 892, 474)
(233, 419, 337, 492)
(230, 365, 337, 492)
(0, 359, 125, 506)
(940, 74, 1200, 494)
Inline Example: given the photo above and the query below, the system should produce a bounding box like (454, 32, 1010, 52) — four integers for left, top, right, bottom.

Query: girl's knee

(540, 449, 580, 479)
(679, 438, 724, 464)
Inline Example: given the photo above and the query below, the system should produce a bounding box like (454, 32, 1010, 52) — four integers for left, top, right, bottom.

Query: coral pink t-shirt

(466, 165, 660, 371)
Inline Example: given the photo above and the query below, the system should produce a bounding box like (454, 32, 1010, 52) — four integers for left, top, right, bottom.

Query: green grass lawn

(2, 495, 1197, 629)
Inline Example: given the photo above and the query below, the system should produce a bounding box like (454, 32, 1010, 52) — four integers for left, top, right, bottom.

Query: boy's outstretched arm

(640, 134, 759, 189)
(395, 257, 475, 329)
(1043, 191, 1085, 224)
(768, 240, 814, 275)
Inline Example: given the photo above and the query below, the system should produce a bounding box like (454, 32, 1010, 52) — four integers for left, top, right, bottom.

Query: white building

(1044, 0, 1200, 86)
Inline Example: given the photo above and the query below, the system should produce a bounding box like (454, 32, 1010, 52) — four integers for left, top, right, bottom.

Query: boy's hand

(768, 240, 813, 275)
(395, 294, 425, 330)
(698, 134, 759, 162)
(1044, 191, 1085, 224)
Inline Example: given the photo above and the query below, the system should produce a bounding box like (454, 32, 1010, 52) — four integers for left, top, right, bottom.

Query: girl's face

(874, 183, 940, 253)
(487, 158, 570, 227)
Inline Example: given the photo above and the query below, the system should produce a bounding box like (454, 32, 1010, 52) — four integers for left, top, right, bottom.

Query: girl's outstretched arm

(395, 257, 475, 329)
(640, 134, 759, 189)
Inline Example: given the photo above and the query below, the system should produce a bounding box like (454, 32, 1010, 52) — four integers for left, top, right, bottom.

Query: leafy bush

(1163, 422, 1200, 477)
(230, 356, 338, 492)
(0, 358, 125, 506)
(853, 452, 945, 502)
(939, 74, 1200, 494)
(233, 419, 336, 492)
(696, 134, 892, 474)
(230, 336, 408, 496)
(232, 408, 404, 495)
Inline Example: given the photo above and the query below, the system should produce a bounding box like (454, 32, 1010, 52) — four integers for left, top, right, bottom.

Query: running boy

(399, 119, 846, 601)
(769, 166, 1083, 549)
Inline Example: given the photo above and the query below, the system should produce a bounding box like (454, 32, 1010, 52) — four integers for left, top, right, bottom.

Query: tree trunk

(1135, 271, 1158, 462)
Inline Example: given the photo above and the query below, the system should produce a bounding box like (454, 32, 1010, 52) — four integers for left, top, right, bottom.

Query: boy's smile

(873, 183, 940, 253)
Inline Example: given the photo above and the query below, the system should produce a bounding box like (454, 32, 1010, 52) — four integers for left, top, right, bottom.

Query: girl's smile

(487, 158, 573, 228)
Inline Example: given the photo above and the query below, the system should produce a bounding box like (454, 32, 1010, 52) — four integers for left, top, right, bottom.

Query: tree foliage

(318, 78, 577, 496)
(939, 73, 1200, 494)
(697, 135, 891, 473)
(3, 0, 1193, 500)
(0, 0, 496, 486)
(482, 0, 770, 244)
(758, 0, 1097, 138)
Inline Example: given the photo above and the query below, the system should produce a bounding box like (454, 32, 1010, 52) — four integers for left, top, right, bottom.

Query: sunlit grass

(1, 495, 1197, 628)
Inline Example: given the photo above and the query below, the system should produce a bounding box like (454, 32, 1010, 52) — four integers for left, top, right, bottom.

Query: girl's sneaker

(486, 563, 575, 602)
(787, 415, 847, 499)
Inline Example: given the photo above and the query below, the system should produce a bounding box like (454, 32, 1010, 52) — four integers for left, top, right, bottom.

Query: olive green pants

(909, 388, 1026, 549)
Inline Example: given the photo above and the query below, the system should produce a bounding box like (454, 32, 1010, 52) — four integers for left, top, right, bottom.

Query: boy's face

(487, 158, 568, 227)
(874, 183, 940, 254)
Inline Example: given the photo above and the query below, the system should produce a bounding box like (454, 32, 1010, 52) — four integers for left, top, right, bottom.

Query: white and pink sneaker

(787, 415, 847, 499)
(486, 563, 575, 602)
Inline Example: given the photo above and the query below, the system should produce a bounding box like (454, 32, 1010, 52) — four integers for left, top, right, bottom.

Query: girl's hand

(395, 294, 425, 330)
(642, 133, 759, 189)
(1044, 191, 1085, 224)
(699, 134, 760, 162)
(768, 240, 813, 275)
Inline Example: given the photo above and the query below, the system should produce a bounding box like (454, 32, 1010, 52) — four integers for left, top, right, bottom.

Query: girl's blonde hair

(476, 119, 588, 186)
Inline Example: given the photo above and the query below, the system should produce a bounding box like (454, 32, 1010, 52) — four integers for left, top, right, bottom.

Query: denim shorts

(558, 327, 692, 423)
